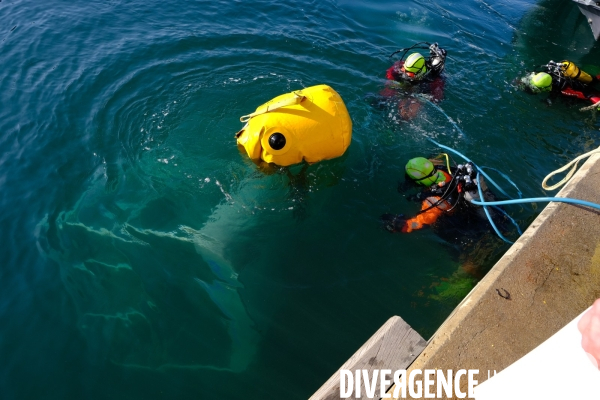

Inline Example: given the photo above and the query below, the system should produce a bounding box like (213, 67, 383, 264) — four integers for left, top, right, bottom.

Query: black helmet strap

(412, 167, 437, 183)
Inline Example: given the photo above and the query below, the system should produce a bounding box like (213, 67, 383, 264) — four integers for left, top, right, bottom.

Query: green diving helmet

(529, 72, 552, 92)
(405, 157, 446, 186)
(403, 53, 427, 79)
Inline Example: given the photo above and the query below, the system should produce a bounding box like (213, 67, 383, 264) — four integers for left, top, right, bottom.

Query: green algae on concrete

(429, 270, 476, 304)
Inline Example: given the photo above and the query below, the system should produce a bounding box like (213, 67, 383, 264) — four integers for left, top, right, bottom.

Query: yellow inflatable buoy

(235, 84, 352, 166)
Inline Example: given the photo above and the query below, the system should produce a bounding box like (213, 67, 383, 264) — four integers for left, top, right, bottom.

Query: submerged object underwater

(37, 167, 264, 374)
(235, 84, 352, 166)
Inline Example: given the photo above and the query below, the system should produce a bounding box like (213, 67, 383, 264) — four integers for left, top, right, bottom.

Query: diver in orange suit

(382, 156, 501, 234)
(383, 156, 514, 294)
(399, 194, 452, 232)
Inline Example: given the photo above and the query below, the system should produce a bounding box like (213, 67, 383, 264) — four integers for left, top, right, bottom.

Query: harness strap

(412, 168, 437, 183)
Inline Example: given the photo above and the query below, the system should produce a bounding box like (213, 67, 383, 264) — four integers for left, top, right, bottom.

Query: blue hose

(476, 173, 514, 244)
(427, 139, 522, 242)
(469, 196, 600, 212)
(426, 139, 600, 243)
(479, 166, 523, 199)
(491, 205, 523, 235)
(471, 193, 600, 243)
(427, 138, 516, 199)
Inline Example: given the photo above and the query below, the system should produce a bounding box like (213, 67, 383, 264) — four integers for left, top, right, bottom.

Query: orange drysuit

(401, 196, 452, 232)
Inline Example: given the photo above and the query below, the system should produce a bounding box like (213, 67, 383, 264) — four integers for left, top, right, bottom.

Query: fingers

(579, 299, 600, 369)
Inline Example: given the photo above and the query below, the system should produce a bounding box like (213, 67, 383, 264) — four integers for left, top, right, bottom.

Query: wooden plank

(309, 316, 426, 400)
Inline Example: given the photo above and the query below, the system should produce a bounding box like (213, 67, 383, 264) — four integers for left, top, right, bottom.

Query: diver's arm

(559, 85, 600, 105)
(386, 60, 404, 81)
(382, 196, 448, 233)
(560, 87, 588, 100)
(589, 95, 600, 106)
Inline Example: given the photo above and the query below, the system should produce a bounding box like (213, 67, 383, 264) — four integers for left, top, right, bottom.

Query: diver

(519, 60, 600, 109)
(381, 156, 503, 234)
(376, 42, 447, 120)
(386, 42, 447, 84)
(382, 155, 515, 303)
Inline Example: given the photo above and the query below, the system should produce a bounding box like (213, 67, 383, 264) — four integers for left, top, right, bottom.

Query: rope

(240, 92, 305, 122)
(579, 99, 600, 112)
(542, 147, 600, 190)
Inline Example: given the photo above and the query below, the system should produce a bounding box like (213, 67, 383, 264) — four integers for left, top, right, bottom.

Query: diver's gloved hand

(381, 214, 408, 233)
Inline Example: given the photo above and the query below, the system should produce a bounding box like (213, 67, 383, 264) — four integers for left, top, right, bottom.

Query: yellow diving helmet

(402, 53, 427, 79)
(529, 72, 553, 92)
(235, 84, 352, 167)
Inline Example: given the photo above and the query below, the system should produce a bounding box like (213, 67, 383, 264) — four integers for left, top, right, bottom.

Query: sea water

(1, 0, 598, 399)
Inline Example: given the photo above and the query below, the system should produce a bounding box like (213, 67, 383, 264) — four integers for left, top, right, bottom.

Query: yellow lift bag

(235, 84, 352, 166)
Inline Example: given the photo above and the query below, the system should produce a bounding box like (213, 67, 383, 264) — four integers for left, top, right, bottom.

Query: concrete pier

(311, 152, 600, 399)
